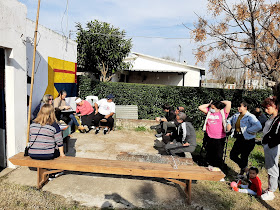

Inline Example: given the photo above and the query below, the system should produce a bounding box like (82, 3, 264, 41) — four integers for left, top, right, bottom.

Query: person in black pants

(92, 94, 115, 135)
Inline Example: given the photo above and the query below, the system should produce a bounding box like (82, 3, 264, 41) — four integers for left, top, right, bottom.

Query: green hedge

(78, 75, 272, 129)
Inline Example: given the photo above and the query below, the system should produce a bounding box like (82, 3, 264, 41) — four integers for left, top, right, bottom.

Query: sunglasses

(48, 98, 53, 101)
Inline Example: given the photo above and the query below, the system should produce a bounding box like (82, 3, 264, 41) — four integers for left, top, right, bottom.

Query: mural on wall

(45, 57, 77, 98)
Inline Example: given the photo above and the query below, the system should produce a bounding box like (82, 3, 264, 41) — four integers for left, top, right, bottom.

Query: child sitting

(231, 166, 263, 197)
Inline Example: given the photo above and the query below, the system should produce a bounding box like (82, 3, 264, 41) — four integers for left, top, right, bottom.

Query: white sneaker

(156, 137, 163, 141)
(261, 191, 275, 200)
(83, 125, 89, 132)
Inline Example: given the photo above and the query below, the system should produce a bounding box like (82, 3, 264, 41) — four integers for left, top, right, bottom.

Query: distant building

(112, 52, 205, 87)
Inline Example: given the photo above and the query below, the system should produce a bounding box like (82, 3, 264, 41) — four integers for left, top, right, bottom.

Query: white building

(0, 0, 77, 168)
(113, 52, 205, 87)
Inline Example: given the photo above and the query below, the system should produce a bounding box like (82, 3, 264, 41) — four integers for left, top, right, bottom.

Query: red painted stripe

(53, 69, 76, 74)
(75, 63, 77, 83)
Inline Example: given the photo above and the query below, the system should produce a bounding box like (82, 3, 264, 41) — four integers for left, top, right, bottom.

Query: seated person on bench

(75, 97, 95, 132)
(53, 90, 84, 131)
(28, 104, 65, 160)
(150, 104, 176, 136)
(32, 94, 54, 119)
(92, 94, 115, 135)
(165, 112, 197, 157)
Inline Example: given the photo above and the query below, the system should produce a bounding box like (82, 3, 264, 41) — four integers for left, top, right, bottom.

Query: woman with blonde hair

(32, 94, 54, 119)
(28, 104, 65, 160)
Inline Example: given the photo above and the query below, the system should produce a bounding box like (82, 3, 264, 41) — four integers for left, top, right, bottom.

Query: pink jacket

(76, 100, 94, 116)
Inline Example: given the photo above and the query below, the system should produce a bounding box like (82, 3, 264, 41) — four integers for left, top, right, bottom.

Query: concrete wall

(0, 0, 27, 167)
(0, 0, 77, 167)
(26, 19, 77, 112)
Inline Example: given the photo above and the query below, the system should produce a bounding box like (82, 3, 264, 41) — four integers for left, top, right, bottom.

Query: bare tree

(190, 0, 280, 84)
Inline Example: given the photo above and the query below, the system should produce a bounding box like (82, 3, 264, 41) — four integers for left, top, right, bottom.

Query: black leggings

(205, 133, 226, 169)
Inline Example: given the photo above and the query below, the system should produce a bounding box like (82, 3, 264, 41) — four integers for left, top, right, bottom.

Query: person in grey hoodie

(165, 112, 197, 157)
(227, 101, 262, 177)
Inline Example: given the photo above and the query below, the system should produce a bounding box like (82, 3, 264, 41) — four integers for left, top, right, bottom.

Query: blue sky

(18, 0, 230, 67)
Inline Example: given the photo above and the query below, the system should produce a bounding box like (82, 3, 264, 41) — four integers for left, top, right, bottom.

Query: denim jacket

(227, 111, 262, 140)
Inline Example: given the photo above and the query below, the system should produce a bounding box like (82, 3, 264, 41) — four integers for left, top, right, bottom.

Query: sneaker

(261, 191, 275, 200)
(48, 173, 56, 181)
(83, 125, 89, 132)
(220, 178, 225, 182)
(156, 137, 163, 141)
(95, 129, 100, 134)
(155, 133, 163, 138)
(103, 129, 108, 135)
(150, 125, 157, 129)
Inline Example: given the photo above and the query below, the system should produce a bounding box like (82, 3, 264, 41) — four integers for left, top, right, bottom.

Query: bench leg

(37, 168, 48, 189)
(185, 179, 192, 205)
(37, 168, 64, 189)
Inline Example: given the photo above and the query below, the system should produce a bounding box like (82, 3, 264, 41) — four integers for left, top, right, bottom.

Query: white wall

(25, 19, 77, 112)
(0, 0, 77, 167)
(0, 0, 27, 167)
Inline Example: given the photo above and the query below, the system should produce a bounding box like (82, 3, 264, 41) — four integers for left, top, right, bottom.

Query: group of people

(28, 90, 280, 200)
(151, 96, 280, 201)
(28, 91, 116, 160)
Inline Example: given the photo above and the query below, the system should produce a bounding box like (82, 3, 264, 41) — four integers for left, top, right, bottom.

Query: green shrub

(78, 75, 272, 129)
(134, 126, 147, 131)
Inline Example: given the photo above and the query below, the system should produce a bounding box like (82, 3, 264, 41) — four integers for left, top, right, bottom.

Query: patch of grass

(134, 126, 147, 131)
(0, 176, 93, 210)
(116, 126, 124, 130)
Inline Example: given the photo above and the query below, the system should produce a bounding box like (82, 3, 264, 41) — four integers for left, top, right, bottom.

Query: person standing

(260, 96, 280, 200)
(227, 101, 262, 177)
(199, 100, 231, 171)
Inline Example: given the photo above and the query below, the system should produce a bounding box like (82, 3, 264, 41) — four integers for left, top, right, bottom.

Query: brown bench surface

(10, 152, 224, 181)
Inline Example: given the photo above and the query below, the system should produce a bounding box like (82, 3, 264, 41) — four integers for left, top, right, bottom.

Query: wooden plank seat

(9, 152, 224, 205)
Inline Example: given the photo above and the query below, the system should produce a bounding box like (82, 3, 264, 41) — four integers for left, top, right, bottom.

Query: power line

(69, 30, 191, 40)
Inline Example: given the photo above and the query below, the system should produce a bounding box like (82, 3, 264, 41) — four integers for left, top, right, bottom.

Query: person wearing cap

(92, 94, 116, 135)
(75, 98, 95, 132)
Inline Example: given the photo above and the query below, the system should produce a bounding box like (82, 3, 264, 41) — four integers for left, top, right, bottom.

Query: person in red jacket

(232, 167, 263, 197)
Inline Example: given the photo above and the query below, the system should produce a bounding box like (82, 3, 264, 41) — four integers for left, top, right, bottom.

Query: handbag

(24, 126, 42, 156)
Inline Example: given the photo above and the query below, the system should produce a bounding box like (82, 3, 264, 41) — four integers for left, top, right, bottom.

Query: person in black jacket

(150, 104, 176, 136)
(164, 112, 197, 157)
(260, 96, 280, 201)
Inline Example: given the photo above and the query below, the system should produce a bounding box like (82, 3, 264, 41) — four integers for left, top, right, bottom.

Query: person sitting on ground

(252, 107, 267, 129)
(227, 101, 262, 178)
(53, 90, 84, 131)
(164, 112, 197, 157)
(32, 94, 54, 119)
(150, 104, 176, 136)
(92, 94, 116, 135)
(28, 104, 65, 160)
(156, 106, 186, 139)
(231, 166, 263, 197)
(75, 97, 95, 132)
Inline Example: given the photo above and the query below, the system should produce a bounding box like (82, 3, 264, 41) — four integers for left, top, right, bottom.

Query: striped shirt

(28, 122, 63, 158)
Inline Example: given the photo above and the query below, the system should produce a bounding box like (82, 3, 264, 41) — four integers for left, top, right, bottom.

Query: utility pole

(178, 45, 181, 62)
(26, 0, 41, 144)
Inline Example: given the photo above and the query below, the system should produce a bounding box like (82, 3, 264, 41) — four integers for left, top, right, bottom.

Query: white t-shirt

(97, 98, 115, 116)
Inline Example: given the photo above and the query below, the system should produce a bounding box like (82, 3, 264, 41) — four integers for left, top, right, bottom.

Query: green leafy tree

(76, 20, 132, 81)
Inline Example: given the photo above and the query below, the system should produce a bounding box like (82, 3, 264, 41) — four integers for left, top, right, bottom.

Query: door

(0, 48, 6, 168)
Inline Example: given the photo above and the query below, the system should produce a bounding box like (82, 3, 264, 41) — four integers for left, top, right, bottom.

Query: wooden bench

(9, 152, 224, 205)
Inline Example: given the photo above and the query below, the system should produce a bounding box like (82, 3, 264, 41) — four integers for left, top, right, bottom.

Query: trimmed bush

(78, 75, 272, 129)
